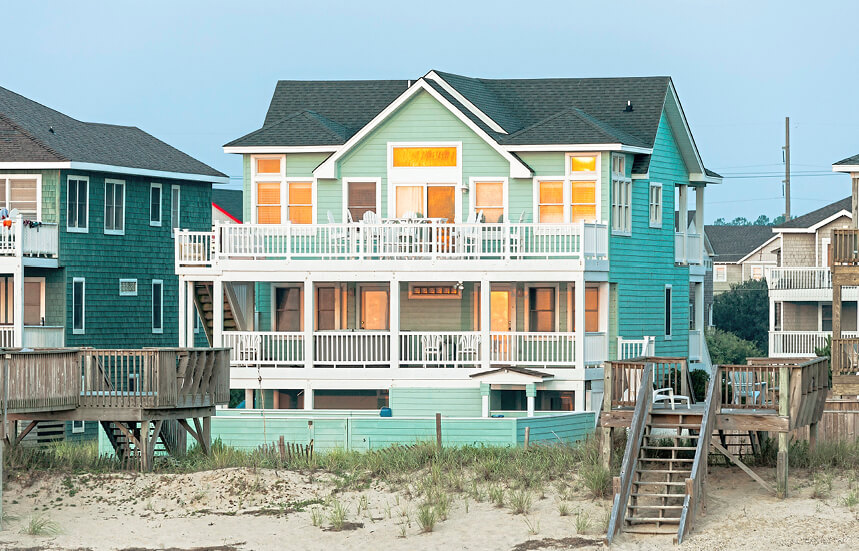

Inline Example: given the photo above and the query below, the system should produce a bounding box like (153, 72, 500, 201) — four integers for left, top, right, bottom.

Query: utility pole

(783, 116, 791, 221)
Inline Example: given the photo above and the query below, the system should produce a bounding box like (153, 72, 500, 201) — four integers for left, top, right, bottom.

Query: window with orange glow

(538, 181, 564, 223)
(571, 287, 601, 332)
(361, 289, 389, 330)
(392, 147, 457, 167)
(571, 156, 596, 172)
(570, 181, 597, 222)
(256, 158, 281, 174)
(427, 185, 455, 221)
(256, 182, 281, 224)
(288, 182, 312, 224)
(474, 181, 504, 222)
(395, 186, 424, 218)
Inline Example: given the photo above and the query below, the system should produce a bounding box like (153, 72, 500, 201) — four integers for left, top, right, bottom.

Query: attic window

(392, 147, 457, 167)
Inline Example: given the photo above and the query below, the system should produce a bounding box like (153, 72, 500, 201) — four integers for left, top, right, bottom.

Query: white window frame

(23, 276, 46, 326)
(72, 277, 85, 334)
(0, 174, 43, 221)
(342, 177, 382, 222)
(468, 177, 509, 222)
(387, 141, 463, 222)
(170, 184, 180, 237)
(611, 154, 632, 235)
(119, 278, 138, 297)
(251, 154, 287, 224)
(285, 178, 317, 226)
(150, 183, 162, 227)
(152, 279, 164, 334)
(649, 182, 663, 228)
(714, 264, 727, 282)
(66, 175, 89, 233)
(532, 153, 602, 225)
(104, 178, 126, 235)
(71, 420, 85, 434)
(820, 237, 831, 267)
(750, 265, 764, 281)
(664, 284, 672, 339)
(523, 283, 561, 333)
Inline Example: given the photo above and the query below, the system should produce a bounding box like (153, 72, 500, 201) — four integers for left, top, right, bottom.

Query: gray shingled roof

(775, 196, 851, 229)
(0, 86, 225, 178)
(212, 188, 243, 222)
(704, 225, 775, 263)
(226, 72, 677, 150)
(834, 154, 859, 165)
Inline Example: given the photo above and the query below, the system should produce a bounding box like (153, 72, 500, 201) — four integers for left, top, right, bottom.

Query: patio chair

(620, 366, 691, 410)
(236, 334, 262, 365)
(457, 334, 480, 364)
(728, 370, 767, 407)
(326, 211, 350, 253)
(421, 334, 445, 365)
(457, 210, 483, 257)
(507, 210, 527, 258)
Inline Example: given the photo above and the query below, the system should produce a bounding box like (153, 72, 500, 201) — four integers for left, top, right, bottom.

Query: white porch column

(575, 383, 586, 411)
(480, 280, 491, 370)
(178, 277, 187, 347)
(389, 279, 399, 369)
(245, 389, 254, 409)
(768, 297, 776, 356)
(575, 275, 585, 369)
(186, 280, 196, 346)
(304, 280, 314, 370)
(695, 282, 704, 356)
(679, 184, 688, 263)
(12, 264, 22, 348)
(695, 185, 705, 235)
(303, 386, 314, 410)
(480, 383, 490, 418)
(526, 383, 536, 417)
(212, 278, 224, 347)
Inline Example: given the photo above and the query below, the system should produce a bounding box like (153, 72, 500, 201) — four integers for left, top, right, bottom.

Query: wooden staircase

(606, 363, 721, 545)
(193, 282, 245, 346)
(101, 420, 182, 468)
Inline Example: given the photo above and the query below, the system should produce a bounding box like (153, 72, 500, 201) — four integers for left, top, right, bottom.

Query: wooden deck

(0, 347, 230, 469)
(828, 227, 859, 395)
(601, 356, 829, 544)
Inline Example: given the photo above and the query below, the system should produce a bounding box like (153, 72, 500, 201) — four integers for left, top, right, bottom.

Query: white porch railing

(674, 232, 703, 265)
(769, 330, 858, 357)
(0, 220, 59, 258)
(178, 221, 609, 268)
(689, 328, 702, 361)
(766, 267, 831, 290)
(617, 335, 655, 360)
(314, 331, 391, 366)
(22, 326, 64, 348)
(399, 331, 481, 367)
(489, 331, 576, 366)
(0, 326, 13, 347)
(223, 331, 304, 367)
(584, 332, 607, 365)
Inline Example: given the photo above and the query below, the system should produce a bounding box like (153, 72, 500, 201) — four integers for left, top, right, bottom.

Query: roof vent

(49, 126, 54, 133)
(407, 80, 411, 88)
(624, 100, 633, 112)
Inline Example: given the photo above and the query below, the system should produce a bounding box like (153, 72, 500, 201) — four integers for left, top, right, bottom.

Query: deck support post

(601, 427, 613, 470)
(777, 432, 789, 499)
(574, 275, 585, 370)
(139, 420, 150, 471)
(186, 280, 196, 346)
(526, 383, 536, 417)
(303, 280, 313, 370)
(480, 383, 490, 418)
(245, 388, 254, 409)
(12, 260, 22, 348)
(389, 279, 399, 370)
(213, 279, 224, 347)
(479, 280, 490, 370)
(202, 416, 211, 455)
(809, 422, 818, 450)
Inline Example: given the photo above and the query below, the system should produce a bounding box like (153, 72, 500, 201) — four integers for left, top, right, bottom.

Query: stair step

(624, 525, 678, 535)
(635, 469, 692, 475)
(648, 424, 703, 429)
(627, 517, 681, 524)
(631, 493, 686, 499)
(638, 457, 694, 462)
(633, 481, 687, 487)
(642, 446, 697, 451)
(628, 505, 684, 510)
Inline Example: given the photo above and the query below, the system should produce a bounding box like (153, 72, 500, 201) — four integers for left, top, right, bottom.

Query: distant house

(766, 196, 853, 358)
(212, 189, 243, 224)
(705, 225, 778, 294)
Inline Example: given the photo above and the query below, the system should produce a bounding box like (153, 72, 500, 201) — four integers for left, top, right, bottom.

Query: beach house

(176, 71, 719, 415)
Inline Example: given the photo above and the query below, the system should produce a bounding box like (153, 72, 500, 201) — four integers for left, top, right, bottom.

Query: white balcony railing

(223, 331, 304, 367)
(617, 335, 655, 360)
(0, 220, 59, 258)
(490, 331, 576, 366)
(177, 221, 609, 268)
(766, 267, 831, 290)
(674, 232, 703, 265)
(400, 331, 481, 367)
(584, 332, 607, 365)
(314, 331, 391, 366)
(689, 328, 702, 361)
(22, 326, 64, 348)
(769, 330, 858, 357)
(0, 326, 13, 347)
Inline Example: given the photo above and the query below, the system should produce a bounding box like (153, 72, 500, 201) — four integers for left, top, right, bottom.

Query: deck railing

(223, 331, 304, 367)
(490, 331, 576, 366)
(617, 336, 654, 361)
(0, 326, 14, 347)
(22, 326, 65, 348)
(718, 363, 780, 409)
(314, 331, 391, 366)
(689, 329, 703, 361)
(769, 330, 857, 357)
(400, 331, 481, 367)
(833, 229, 859, 265)
(177, 221, 609, 268)
(0, 350, 79, 413)
(605, 357, 690, 408)
(584, 332, 607, 365)
(675, 232, 704, 265)
(766, 267, 832, 290)
(0, 219, 59, 258)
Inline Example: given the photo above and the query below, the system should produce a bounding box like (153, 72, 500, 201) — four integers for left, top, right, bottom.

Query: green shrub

(689, 369, 710, 402)
(706, 328, 763, 365)
(712, 279, 769, 350)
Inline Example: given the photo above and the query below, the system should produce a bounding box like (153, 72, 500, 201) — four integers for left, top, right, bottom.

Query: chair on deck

(326, 211, 350, 253)
(507, 210, 527, 257)
(457, 210, 483, 257)
(421, 334, 445, 365)
(728, 370, 767, 407)
(621, 364, 690, 410)
(457, 334, 480, 364)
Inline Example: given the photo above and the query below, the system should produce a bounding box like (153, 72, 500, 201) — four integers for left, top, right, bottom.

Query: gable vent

(119, 279, 138, 296)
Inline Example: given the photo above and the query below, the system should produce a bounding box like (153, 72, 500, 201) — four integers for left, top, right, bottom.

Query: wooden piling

(524, 426, 530, 450)
(435, 413, 442, 450)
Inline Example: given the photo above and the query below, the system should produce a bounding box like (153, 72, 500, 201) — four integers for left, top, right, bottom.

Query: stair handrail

(606, 362, 654, 545)
(676, 365, 721, 544)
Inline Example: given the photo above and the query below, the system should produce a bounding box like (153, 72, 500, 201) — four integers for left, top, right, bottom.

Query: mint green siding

(59, 170, 211, 347)
(0, 169, 60, 223)
(390, 387, 482, 417)
(516, 412, 595, 444)
(609, 113, 689, 356)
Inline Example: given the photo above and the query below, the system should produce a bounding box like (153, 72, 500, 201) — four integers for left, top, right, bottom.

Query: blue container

(380, 407, 392, 417)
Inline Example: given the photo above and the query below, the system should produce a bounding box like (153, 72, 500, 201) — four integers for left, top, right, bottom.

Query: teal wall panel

(515, 412, 596, 445)
(389, 387, 483, 417)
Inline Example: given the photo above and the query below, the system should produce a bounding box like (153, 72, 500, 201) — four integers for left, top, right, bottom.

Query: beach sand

(0, 465, 857, 550)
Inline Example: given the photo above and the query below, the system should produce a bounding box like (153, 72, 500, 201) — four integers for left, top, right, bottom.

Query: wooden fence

(792, 399, 859, 442)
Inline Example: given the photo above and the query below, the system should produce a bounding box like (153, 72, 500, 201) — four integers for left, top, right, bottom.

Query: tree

(713, 217, 727, 225)
(706, 328, 763, 365)
(729, 216, 751, 226)
(712, 279, 769, 351)
(753, 214, 771, 226)
(710, 214, 784, 226)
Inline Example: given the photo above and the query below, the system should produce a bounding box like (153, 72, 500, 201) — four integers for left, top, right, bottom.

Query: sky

(2, 1, 857, 223)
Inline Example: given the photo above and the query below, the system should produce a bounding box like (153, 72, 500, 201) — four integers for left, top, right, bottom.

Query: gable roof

(0, 86, 226, 181)
(834, 153, 859, 166)
(775, 196, 852, 230)
(704, 225, 776, 263)
(225, 72, 686, 153)
(212, 189, 243, 223)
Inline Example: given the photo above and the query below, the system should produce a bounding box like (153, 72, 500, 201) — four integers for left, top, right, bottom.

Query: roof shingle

(704, 225, 776, 263)
(775, 196, 851, 229)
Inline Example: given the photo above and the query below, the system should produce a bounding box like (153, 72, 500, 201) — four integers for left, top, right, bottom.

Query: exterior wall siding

(389, 387, 482, 417)
(0, 169, 60, 223)
(58, 169, 211, 347)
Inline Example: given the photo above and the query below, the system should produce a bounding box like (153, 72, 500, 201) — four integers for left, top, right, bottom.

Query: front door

(361, 288, 389, 330)
(427, 185, 456, 222)
(491, 288, 513, 360)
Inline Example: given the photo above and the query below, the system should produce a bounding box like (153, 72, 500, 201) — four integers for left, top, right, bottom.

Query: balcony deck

(176, 220, 609, 275)
(0, 220, 59, 266)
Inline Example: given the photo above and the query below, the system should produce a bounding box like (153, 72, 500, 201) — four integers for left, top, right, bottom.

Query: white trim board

(0, 162, 228, 184)
(424, 71, 507, 134)
(734, 234, 780, 264)
(503, 144, 652, 154)
(833, 164, 859, 173)
(224, 145, 340, 154)
(313, 78, 532, 180)
(774, 210, 852, 233)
